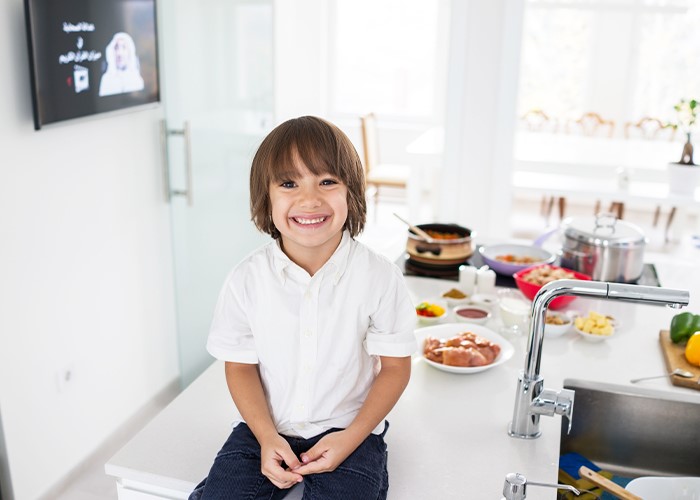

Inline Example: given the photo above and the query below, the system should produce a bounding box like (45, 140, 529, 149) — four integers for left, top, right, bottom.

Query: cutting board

(659, 330, 700, 390)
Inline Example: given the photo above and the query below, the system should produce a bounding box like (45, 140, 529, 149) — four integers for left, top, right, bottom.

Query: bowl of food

(441, 287, 470, 307)
(513, 264, 592, 310)
(453, 305, 491, 325)
(544, 311, 573, 338)
(415, 301, 447, 325)
(416, 323, 514, 374)
(573, 311, 616, 342)
(479, 243, 555, 276)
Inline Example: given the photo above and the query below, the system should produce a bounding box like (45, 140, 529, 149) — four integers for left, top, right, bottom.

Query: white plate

(626, 476, 700, 499)
(415, 323, 515, 374)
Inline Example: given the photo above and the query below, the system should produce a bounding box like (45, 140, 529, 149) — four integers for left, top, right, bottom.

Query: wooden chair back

(520, 108, 558, 133)
(360, 113, 379, 177)
(566, 112, 615, 138)
(624, 116, 676, 141)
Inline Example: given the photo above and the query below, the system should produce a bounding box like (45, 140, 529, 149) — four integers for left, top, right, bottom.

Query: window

(517, 0, 700, 135)
(328, 0, 449, 122)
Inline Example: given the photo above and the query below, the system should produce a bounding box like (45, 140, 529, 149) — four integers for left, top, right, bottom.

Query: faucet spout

(508, 279, 689, 439)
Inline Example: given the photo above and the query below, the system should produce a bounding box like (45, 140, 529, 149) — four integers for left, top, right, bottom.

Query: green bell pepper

(670, 312, 700, 343)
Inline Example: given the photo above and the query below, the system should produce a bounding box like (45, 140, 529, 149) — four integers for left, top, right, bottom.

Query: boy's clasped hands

(261, 429, 359, 488)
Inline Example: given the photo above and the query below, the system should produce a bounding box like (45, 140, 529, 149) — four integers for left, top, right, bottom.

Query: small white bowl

(471, 293, 499, 311)
(574, 324, 615, 342)
(544, 312, 573, 338)
(441, 287, 471, 308)
(415, 301, 448, 325)
(453, 305, 492, 325)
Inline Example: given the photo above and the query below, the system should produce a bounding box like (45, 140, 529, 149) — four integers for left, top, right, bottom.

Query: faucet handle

(503, 472, 581, 500)
(531, 388, 576, 434)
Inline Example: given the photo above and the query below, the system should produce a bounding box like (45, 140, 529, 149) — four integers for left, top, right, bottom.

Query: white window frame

(325, 0, 451, 127)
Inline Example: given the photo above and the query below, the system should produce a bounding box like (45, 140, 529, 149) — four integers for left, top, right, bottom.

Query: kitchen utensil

(630, 368, 694, 383)
(478, 243, 555, 276)
(559, 213, 647, 283)
(578, 466, 642, 500)
(405, 222, 474, 266)
(393, 212, 434, 242)
(658, 330, 700, 389)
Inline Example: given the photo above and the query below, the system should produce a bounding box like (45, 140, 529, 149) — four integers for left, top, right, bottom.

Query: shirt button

(303, 363, 311, 372)
(304, 290, 311, 300)
(304, 330, 312, 338)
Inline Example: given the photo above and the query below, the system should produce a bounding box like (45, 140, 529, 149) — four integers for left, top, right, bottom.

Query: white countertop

(106, 253, 700, 499)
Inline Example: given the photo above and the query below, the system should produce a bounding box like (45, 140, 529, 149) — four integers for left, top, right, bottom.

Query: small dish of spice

(442, 287, 470, 307)
(453, 305, 491, 325)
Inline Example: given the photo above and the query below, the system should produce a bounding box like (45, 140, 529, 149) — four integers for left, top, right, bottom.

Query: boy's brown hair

(250, 116, 367, 238)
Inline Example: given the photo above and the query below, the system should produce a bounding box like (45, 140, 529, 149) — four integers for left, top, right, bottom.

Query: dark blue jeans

(189, 422, 390, 500)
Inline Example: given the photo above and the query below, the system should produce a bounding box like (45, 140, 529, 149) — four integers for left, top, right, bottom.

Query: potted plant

(667, 98, 699, 195)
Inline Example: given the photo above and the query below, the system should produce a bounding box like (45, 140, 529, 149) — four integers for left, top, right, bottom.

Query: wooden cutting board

(659, 330, 700, 390)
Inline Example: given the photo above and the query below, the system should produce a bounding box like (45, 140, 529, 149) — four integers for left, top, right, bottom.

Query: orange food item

(495, 254, 539, 265)
(425, 229, 461, 240)
(423, 332, 501, 367)
(685, 332, 700, 367)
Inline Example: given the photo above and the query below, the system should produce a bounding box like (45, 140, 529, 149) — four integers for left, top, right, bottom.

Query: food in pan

(495, 254, 540, 265)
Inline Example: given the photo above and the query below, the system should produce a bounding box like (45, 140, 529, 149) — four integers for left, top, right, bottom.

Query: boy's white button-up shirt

(207, 231, 417, 439)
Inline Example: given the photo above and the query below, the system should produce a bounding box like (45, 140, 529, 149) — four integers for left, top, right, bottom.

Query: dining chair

(624, 116, 677, 228)
(564, 112, 623, 220)
(359, 112, 411, 212)
(520, 108, 559, 133)
(565, 111, 616, 138)
(624, 116, 676, 141)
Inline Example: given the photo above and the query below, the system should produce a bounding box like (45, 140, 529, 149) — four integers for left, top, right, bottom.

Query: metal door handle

(160, 120, 194, 206)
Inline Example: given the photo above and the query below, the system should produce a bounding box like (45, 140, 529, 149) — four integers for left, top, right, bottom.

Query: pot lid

(562, 214, 646, 247)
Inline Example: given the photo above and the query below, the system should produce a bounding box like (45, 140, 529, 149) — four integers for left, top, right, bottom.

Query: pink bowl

(513, 265, 592, 310)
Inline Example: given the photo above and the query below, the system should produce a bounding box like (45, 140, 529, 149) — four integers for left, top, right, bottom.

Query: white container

(476, 268, 496, 295)
(458, 265, 477, 294)
(667, 162, 700, 196)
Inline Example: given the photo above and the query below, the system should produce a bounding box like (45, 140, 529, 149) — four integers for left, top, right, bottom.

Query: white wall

(0, 2, 179, 498)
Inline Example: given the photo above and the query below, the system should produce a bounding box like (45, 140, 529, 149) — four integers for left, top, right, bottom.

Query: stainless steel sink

(559, 379, 700, 478)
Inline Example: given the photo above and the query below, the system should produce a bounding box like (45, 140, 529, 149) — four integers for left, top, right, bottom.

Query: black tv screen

(24, 0, 160, 130)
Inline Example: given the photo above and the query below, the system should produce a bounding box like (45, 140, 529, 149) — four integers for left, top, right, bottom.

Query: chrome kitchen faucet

(508, 279, 690, 439)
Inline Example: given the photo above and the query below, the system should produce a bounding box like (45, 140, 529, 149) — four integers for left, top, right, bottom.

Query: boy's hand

(260, 434, 304, 488)
(293, 430, 358, 475)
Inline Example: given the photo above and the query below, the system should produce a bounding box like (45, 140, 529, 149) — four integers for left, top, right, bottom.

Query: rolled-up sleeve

(207, 270, 259, 364)
(365, 266, 417, 357)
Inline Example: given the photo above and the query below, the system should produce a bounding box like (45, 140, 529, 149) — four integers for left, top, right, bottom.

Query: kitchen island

(106, 253, 699, 499)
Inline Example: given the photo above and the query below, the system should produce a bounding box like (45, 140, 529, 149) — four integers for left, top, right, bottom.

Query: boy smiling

(190, 116, 416, 499)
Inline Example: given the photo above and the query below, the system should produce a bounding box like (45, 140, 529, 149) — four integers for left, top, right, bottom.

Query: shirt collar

(270, 230, 353, 286)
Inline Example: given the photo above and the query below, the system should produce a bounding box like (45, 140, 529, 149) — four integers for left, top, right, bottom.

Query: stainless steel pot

(406, 223, 474, 266)
(559, 214, 647, 283)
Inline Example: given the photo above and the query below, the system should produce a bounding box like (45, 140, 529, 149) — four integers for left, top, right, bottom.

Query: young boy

(190, 116, 416, 499)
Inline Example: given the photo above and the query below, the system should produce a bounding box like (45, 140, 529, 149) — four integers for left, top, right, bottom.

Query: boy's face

(269, 157, 348, 262)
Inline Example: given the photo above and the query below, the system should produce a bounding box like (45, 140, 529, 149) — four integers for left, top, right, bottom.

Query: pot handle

(533, 227, 559, 248)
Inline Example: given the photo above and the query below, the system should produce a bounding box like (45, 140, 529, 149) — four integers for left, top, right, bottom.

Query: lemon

(685, 332, 700, 367)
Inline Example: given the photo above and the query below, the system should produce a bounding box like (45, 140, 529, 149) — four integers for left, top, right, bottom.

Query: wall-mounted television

(24, 0, 160, 130)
